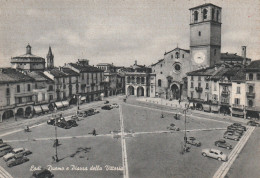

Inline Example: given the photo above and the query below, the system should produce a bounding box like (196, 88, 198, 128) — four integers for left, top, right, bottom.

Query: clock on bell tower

(189, 3, 222, 70)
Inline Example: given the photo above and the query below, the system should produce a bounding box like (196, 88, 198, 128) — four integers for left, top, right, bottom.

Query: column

(134, 87, 137, 96)
(144, 86, 147, 97)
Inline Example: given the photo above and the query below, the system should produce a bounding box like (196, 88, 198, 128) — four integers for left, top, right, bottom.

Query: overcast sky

(0, 0, 259, 67)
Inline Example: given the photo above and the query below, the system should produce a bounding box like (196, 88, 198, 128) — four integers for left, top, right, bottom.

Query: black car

(85, 108, 95, 116)
(47, 119, 55, 125)
(67, 120, 78, 127)
(232, 123, 247, 131)
(227, 126, 244, 133)
(186, 137, 201, 147)
(225, 130, 242, 137)
(215, 139, 232, 150)
(31, 169, 54, 178)
(247, 120, 260, 127)
(6, 155, 29, 167)
(102, 105, 112, 110)
(104, 100, 109, 104)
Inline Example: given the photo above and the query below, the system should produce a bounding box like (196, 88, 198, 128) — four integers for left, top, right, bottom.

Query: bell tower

(189, 3, 222, 69)
(46, 46, 54, 69)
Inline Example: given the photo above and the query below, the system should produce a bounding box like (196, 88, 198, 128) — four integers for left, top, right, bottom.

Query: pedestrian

(92, 128, 96, 136)
(179, 99, 181, 105)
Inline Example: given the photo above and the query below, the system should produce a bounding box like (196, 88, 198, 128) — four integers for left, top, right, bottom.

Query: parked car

(186, 137, 201, 147)
(247, 120, 260, 127)
(112, 103, 119, 108)
(85, 108, 95, 116)
(31, 169, 54, 178)
(225, 130, 242, 137)
(102, 105, 112, 110)
(223, 132, 240, 141)
(67, 120, 78, 127)
(77, 111, 88, 118)
(0, 146, 13, 157)
(201, 148, 228, 161)
(104, 100, 109, 104)
(227, 126, 244, 134)
(0, 143, 10, 148)
(93, 109, 100, 114)
(56, 118, 72, 129)
(232, 123, 247, 131)
(167, 123, 180, 131)
(6, 155, 29, 167)
(3, 148, 32, 162)
(215, 139, 232, 150)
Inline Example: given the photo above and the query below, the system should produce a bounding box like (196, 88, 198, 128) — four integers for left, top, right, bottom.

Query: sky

(0, 0, 259, 67)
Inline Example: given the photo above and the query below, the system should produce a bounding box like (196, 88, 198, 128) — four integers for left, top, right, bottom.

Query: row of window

(194, 9, 220, 22)
(190, 82, 209, 89)
(247, 73, 260, 81)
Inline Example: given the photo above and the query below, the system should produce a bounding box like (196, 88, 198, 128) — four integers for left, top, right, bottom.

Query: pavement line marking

(213, 126, 255, 178)
(124, 103, 230, 124)
(0, 166, 13, 178)
(119, 105, 129, 178)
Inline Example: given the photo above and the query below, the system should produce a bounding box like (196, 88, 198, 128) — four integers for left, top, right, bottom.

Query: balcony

(221, 91, 230, 96)
(195, 87, 203, 93)
(246, 92, 255, 98)
(232, 104, 243, 109)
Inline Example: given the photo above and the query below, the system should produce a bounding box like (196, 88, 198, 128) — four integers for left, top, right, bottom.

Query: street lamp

(52, 108, 59, 162)
(182, 106, 189, 153)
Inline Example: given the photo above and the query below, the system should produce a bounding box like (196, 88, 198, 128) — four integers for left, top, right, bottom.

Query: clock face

(194, 51, 206, 64)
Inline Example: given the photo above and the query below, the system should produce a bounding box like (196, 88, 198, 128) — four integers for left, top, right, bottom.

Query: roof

(221, 53, 251, 62)
(47, 68, 67, 78)
(12, 53, 45, 60)
(164, 47, 190, 56)
(231, 69, 246, 81)
(0, 68, 35, 84)
(245, 60, 260, 72)
(26, 71, 53, 82)
(96, 63, 113, 66)
(187, 65, 222, 76)
(151, 59, 164, 66)
(61, 67, 79, 76)
(68, 63, 103, 73)
(189, 3, 221, 10)
(211, 66, 242, 80)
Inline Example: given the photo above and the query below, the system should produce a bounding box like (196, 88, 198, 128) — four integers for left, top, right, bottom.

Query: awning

(211, 105, 219, 112)
(232, 110, 244, 116)
(34, 106, 43, 114)
(203, 104, 211, 111)
(41, 105, 49, 112)
(61, 101, 69, 107)
(55, 102, 64, 109)
(81, 96, 86, 101)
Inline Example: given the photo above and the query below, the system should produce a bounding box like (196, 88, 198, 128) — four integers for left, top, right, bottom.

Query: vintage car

(201, 148, 228, 161)
(67, 120, 78, 127)
(101, 105, 112, 110)
(247, 120, 260, 127)
(84, 108, 95, 116)
(31, 169, 54, 178)
(231, 123, 247, 131)
(6, 155, 29, 167)
(3, 148, 32, 162)
(214, 139, 232, 150)
(47, 118, 56, 125)
(93, 109, 100, 114)
(104, 100, 109, 104)
(0, 146, 13, 157)
(111, 103, 119, 108)
(167, 123, 180, 131)
(223, 132, 240, 141)
(186, 137, 201, 147)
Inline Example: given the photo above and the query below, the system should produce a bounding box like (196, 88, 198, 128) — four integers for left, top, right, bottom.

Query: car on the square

(104, 100, 109, 104)
(247, 120, 260, 127)
(167, 123, 180, 131)
(67, 120, 78, 127)
(0, 146, 13, 157)
(85, 108, 95, 116)
(202, 148, 228, 161)
(0, 143, 10, 148)
(102, 105, 112, 110)
(3, 148, 32, 162)
(215, 139, 232, 150)
(223, 132, 240, 141)
(225, 130, 242, 137)
(111, 103, 119, 108)
(186, 137, 201, 147)
(31, 169, 54, 178)
(227, 126, 244, 134)
(93, 109, 100, 114)
(77, 111, 88, 118)
(6, 154, 29, 167)
(232, 123, 247, 131)
(56, 118, 72, 129)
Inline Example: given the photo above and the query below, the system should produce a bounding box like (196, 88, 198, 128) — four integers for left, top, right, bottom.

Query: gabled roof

(26, 71, 53, 82)
(61, 67, 79, 76)
(0, 68, 35, 84)
(211, 66, 242, 80)
(187, 65, 222, 76)
(245, 60, 260, 72)
(151, 59, 164, 66)
(46, 68, 67, 78)
(68, 63, 103, 72)
(164, 47, 190, 55)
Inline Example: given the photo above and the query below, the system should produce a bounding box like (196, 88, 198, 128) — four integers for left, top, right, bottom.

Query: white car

(112, 103, 119, 108)
(201, 148, 228, 162)
(3, 148, 32, 162)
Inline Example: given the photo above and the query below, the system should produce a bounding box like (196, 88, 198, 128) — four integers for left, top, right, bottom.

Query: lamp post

(53, 108, 59, 162)
(182, 106, 189, 153)
(159, 91, 164, 118)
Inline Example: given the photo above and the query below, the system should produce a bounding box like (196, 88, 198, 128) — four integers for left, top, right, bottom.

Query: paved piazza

(0, 97, 258, 178)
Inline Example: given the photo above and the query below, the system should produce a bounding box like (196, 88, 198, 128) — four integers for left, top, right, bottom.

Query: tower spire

(46, 46, 54, 69)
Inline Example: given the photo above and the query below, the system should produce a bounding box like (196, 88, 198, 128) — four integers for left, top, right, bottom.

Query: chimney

(59, 66, 62, 71)
(242, 46, 247, 65)
(135, 60, 137, 65)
